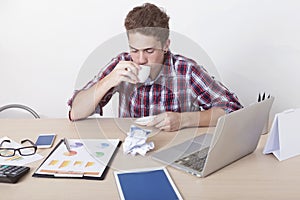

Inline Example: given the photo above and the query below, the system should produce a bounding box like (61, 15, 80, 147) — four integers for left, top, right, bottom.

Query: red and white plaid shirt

(68, 51, 242, 118)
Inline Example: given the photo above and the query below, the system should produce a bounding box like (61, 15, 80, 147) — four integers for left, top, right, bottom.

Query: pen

(258, 92, 271, 102)
(262, 93, 266, 101)
(64, 138, 71, 152)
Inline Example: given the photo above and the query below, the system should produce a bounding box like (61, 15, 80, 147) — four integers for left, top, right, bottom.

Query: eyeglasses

(0, 139, 37, 157)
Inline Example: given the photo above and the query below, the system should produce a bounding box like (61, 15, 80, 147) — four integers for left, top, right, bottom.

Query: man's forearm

(181, 108, 226, 128)
(70, 76, 113, 120)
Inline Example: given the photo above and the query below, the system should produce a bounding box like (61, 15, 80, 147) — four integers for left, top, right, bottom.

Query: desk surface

(0, 118, 299, 200)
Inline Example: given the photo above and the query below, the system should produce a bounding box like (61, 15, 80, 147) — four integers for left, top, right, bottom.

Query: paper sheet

(35, 139, 119, 177)
(123, 125, 154, 156)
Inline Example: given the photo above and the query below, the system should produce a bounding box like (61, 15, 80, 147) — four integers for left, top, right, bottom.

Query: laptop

(152, 97, 274, 177)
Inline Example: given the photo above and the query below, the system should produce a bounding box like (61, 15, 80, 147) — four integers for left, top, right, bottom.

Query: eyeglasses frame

(0, 139, 37, 157)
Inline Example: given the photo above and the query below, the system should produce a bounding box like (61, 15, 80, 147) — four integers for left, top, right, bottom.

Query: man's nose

(138, 51, 147, 64)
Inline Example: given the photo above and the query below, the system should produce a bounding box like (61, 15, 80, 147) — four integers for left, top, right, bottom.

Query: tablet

(114, 167, 182, 200)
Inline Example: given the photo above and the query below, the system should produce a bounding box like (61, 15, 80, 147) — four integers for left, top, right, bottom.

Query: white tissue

(123, 125, 154, 156)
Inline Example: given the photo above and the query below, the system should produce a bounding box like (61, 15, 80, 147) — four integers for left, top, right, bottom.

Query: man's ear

(163, 39, 170, 52)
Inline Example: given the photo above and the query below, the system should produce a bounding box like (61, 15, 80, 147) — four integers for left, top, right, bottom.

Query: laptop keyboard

(174, 147, 209, 172)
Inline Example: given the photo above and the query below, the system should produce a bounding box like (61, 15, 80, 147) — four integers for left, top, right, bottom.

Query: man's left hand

(146, 112, 182, 132)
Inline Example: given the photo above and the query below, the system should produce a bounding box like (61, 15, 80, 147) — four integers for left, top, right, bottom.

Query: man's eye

(145, 49, 154, 53)
(130, 49, 138, 53)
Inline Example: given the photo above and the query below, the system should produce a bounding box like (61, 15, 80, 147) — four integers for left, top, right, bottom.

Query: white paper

(263, 115, 280, 154)
(263, 109, 300, 161)
(35, 139, 120, 177)
(123, 125, 154, 156)
(0, 137, 43, 166)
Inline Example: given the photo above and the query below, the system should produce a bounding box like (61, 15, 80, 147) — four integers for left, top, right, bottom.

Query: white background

(1, 0, 300, 119)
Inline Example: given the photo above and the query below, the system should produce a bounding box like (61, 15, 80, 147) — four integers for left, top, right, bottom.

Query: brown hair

(124, 3, 170, 44)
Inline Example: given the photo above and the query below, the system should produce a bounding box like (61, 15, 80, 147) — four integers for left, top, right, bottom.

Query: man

(68, 3, 242, 131)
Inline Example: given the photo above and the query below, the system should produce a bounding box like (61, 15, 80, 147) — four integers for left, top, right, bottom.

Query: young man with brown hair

(68, 3, 242, 131)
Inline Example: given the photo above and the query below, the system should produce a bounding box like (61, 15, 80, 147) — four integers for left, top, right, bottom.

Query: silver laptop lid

(201, 97, 274, 177)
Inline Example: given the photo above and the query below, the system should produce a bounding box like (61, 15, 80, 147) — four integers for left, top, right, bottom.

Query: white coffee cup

(138, 65, 151, 83)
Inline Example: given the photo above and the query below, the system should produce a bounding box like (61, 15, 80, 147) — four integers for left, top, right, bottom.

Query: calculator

(0, 165, 30, 183)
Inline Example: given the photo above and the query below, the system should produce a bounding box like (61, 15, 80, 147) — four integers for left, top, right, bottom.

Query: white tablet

(114, 167, 183, 200)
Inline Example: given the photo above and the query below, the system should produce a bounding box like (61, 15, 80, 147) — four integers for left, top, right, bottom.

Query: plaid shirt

(68, 51, 242, 118)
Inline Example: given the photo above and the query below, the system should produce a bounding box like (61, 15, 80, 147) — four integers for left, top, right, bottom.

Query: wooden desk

(0, 118, 300, 200)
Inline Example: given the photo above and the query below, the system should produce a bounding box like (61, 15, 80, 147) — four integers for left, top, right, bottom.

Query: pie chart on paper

(63, 150, 77, 156)
(100, 142, 109, 148)
(70, 142, 84, 148)
(95, 152, 105, 157)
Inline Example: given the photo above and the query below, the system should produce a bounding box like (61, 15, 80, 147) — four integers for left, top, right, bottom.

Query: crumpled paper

(123, 125, 154, 156)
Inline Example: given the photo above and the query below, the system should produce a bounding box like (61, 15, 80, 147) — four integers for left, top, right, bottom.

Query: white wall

(1, 0, 300, 119)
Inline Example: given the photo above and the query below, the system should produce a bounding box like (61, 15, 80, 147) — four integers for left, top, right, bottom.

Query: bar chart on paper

(34, 139, 120, 179)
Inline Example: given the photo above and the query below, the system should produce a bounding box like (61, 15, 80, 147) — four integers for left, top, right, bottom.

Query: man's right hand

(70, 61, 141, 121)
(106, 61, 141, 87)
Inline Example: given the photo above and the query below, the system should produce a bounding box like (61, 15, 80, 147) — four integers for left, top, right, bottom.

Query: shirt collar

(162, 50, 175, 76)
